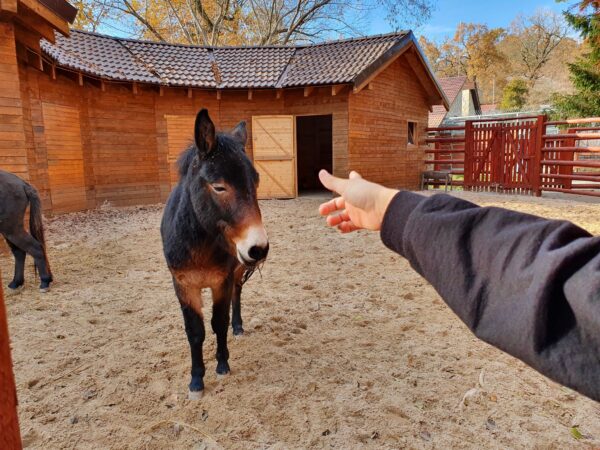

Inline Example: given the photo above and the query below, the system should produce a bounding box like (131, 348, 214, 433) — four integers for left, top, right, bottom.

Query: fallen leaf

(571, 426, 583, 440)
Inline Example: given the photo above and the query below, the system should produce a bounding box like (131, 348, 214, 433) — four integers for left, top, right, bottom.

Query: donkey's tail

(24, 184, 52, 279)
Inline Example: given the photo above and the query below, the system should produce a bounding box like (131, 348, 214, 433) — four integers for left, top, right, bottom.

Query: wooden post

(0, 271, 22, 450)
(247, 89, 253, 100)
(563, 128, 576, 190)
(532, 115, 546, 197)
(463, 120, 473, 191)
(78, 72, 83, 86)
(187, 88, 193, 99)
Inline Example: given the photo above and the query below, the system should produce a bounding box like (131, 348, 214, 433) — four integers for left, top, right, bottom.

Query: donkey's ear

(194, 109, 216, 156)
(231, 121, 247, 146)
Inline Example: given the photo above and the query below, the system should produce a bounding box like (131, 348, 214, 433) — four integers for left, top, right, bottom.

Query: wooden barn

(1, 0, 448, 214)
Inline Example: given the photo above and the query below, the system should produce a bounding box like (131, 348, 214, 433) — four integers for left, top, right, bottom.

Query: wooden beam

(304, 86, 315, 97)
(100, 80, 106, 92)
(187, 87, 193, 99)
(0, 271, 23, 449)
(0, 0, 18, 15)
(247, 89, 253, 100)
(13, 23, 41, 53)
(216, 90, 222, 100)
(37, 52, 43, 70)
(132, 82, 138, 95)
(367, 83, 373, 90)
(276, 89, 283, 99)
(78, 72, 83, 86)
(18, 0, 70, 37)
(14, 7, 56, 43)
(331, 85, 344, 96)
(51, 63, 56, 80)
(159, 86, 164, 96)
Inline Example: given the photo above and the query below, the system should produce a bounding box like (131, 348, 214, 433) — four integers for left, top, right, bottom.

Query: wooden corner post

(0, 271, 22, 450)
(532, 115, 546, 197)
(463, 120, 473, 191)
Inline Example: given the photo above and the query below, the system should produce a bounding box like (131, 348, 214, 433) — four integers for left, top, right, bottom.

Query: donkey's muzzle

(248, 243, 269, 262)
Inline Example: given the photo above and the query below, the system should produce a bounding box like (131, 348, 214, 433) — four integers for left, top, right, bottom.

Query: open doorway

(296, 114, 333, 193)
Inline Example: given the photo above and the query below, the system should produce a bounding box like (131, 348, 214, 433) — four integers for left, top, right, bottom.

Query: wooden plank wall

(0, 22, 29, 179)
(348, 56, 428, 189)
(42, 102, 87, 212)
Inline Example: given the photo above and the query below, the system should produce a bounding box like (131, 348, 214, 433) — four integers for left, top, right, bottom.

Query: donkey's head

(187, 109, 268, 266)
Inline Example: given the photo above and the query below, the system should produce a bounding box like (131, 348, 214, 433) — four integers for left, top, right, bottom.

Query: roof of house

(40, 29, 448, 106)
(428, 76, 480, 128)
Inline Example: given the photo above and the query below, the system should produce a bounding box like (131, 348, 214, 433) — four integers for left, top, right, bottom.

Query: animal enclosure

(0, 20, 448, 214)
(425, 116, 600, 197)
(2, 193, 600, 448)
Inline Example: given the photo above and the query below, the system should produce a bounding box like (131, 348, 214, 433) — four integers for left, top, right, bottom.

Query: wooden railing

(423, 116, 600, 198)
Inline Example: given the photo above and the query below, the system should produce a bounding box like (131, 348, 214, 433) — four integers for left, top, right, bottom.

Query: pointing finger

(319, 170, 348, 195)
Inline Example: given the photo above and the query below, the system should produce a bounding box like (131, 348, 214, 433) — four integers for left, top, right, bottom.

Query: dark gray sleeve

(380, 191, 600, 401)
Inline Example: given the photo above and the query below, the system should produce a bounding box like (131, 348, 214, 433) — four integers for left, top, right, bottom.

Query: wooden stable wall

(348, 56, 428, 188)
(4, 50, 430, 213)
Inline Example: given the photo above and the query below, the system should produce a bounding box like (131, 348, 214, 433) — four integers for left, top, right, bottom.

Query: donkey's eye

(211, 184, 227, 193)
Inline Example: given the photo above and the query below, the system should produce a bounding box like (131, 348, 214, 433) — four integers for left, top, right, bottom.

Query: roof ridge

(69, 28, 409, 50)
(274, 48, 297, 89)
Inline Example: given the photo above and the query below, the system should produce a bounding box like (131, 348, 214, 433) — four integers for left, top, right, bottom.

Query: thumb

(319, 169, 348, 195)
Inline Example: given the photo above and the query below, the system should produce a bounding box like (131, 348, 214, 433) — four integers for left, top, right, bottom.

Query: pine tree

(553, 1, 600, 118)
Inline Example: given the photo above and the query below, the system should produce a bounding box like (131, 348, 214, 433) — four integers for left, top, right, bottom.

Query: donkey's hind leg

(212, 278, 233, 375)
(5, 230, 51, 292)
(175, 281, 206, 398)
(5, 239, 25, 290)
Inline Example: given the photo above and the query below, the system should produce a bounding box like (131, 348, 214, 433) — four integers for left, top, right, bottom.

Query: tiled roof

(41, 30, 430, 91)
(41, 31, 161, 83)
(428, 76, 477, 128)
(282, 34, 401, 87)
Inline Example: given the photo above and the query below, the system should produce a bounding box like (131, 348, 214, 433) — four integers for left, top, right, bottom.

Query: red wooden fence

(424, 115, 600, 198)
(0, 269, 22, 450)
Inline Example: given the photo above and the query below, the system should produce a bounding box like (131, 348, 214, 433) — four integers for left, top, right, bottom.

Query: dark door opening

(296, 114, 333, 192)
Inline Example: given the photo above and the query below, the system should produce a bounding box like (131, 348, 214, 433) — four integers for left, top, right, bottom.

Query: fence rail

(424, 115, 600, 198)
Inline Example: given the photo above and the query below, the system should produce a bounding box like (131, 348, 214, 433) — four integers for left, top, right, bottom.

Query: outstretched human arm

(319, 170, 600, 402)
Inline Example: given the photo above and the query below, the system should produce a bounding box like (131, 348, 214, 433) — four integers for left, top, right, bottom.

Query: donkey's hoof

(39, 285, 51, 293)
(216, 361, 230, 376)
(8, 281, 24, 291)
(232, 326, 244, 337)
(188, 389, 204, 400)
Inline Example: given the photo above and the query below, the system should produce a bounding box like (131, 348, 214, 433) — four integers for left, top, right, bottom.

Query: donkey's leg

(212, 278, 233, 375)
(5, 239, 25, 290)
(175, 281, 206, 398)
(5, 231, 51, 292)
(231, 282, 244, 336)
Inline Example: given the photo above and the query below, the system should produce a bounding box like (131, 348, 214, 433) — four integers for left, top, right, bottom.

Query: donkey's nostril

(248, 243, 269, 262)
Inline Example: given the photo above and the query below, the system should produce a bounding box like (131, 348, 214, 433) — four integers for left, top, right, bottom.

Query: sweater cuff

(380, 191, 425, 256)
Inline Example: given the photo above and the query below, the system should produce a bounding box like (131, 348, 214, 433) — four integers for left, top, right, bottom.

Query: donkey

(161, 109, 269, 398)
(0, 170, 53, 292)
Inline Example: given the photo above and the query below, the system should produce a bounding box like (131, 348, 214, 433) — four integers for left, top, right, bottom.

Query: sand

(2, 191, 600, 449)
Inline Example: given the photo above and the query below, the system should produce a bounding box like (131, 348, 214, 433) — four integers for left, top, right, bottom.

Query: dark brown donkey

(0, 170, 53, 292)
(161, 109, 269, 398)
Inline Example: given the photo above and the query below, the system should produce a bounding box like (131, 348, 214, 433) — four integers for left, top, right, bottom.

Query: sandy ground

(2, 191, 600, 450)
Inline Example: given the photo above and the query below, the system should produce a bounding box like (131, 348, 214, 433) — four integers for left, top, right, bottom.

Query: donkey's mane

(177, 145, 197, 177)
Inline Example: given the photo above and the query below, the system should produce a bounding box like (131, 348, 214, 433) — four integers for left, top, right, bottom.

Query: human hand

(318, 170, 398, 233)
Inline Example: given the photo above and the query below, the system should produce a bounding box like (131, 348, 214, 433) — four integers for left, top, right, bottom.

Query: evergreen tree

(553, 1, 600, 118)
(500, 78, 529, 110)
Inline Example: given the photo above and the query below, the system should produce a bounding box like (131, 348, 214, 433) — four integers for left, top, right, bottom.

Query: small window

(407, 121, 417, 145)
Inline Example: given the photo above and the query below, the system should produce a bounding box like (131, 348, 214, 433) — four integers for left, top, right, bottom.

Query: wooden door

(165, 115, 195, 187)
(252, 115, 296, 199)
(42, 103, 87, 213)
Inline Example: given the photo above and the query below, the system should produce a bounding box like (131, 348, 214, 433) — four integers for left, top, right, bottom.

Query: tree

(72, 0, 112, 32)
(553, 1, 600, 118)
(500, 78, 529, 110)
(72, 0, 435, 46)
(509, 10, 568, 88)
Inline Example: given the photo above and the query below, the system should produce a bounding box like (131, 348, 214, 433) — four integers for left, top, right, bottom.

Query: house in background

(428, 76, 481, 128)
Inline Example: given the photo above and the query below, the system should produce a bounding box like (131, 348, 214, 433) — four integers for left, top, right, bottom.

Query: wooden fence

(424, 115, 600, 198)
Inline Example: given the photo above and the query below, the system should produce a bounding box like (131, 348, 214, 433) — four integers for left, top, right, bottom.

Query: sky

(367, 0, 572, 41)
